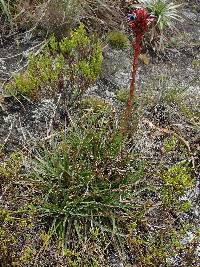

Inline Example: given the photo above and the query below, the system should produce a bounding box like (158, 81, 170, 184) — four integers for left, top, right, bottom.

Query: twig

(3, 118, 16, 145)
(143, 118, 191, 151)
(47, 94, 61, 137)
(19, 116, 27, 142)
(143, 118, 195, 167)
(0, 40, 46, 61)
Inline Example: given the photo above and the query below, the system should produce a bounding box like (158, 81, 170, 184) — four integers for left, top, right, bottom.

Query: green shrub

(0, 209, 35, 266)
(161, 163, 194, 206)
(0, 151, 22, 185)
(5, 24, 103, 102)
(163, 136, 177, 152)
(107, 31, 129, 49)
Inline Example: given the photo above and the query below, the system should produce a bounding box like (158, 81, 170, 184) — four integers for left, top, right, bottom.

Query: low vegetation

(0, 0, 199, 266)
(107, 31, 129, 50)
(1, 88, 199, 265)
(6, 24, 103, 102)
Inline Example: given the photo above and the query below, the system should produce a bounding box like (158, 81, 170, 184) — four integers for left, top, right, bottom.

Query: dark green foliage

(31, 110, 145, 249)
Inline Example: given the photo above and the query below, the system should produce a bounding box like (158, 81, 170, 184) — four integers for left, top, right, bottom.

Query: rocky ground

(0, 3, 199, 150)
(0, 1, 200, 266)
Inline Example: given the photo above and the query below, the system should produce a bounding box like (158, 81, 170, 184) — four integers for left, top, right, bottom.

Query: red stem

(121, 33, 143, 133)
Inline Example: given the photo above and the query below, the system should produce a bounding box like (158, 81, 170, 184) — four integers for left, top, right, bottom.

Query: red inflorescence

(129, 8, 154, 36)
(121, 8, 154, 133)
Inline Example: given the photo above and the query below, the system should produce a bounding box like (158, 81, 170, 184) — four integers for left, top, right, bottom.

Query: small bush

(107, 31, 129, 49)
(161, 163, 194, 206)
(0, 151, 22, 186)
(5, 24, 103, 102)
(163, 136, 177, 152)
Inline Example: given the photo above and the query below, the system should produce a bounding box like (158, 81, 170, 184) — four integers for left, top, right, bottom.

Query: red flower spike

(121, 8, 154, 134)
(129, 9, 152, 35)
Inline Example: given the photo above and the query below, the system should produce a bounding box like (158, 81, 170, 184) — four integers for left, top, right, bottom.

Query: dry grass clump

(0, 0, 124, 37)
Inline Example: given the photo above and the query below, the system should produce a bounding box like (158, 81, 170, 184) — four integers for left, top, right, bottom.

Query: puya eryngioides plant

(121, 8, 155, 133)
(135, 0, 182, 51)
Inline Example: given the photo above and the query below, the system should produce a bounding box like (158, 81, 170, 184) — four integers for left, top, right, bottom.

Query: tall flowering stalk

(121, 9, 154, 133)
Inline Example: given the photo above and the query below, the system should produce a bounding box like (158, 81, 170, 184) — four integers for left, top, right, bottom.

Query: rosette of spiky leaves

(31, 110, 145, 251)
(134, 0, 182, 50)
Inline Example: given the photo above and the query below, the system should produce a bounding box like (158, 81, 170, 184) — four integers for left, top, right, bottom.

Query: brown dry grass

(1, 0, 125, 37)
